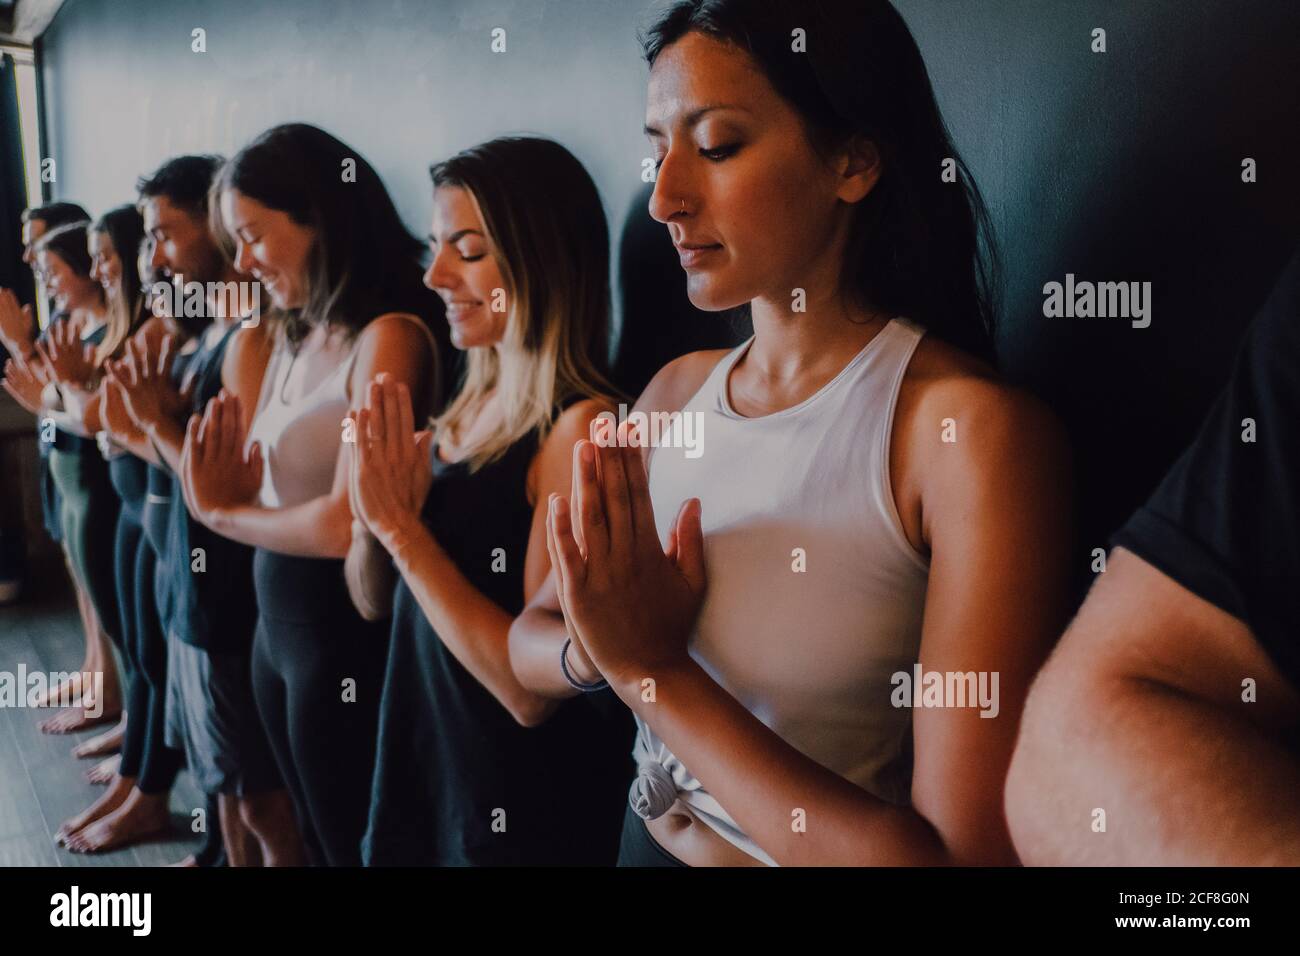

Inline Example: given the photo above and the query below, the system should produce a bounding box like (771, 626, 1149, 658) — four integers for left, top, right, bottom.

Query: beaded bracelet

(561, 637, 609, 692)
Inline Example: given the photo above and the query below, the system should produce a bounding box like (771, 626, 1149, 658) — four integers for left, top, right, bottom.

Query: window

(2, 44, 49, 328)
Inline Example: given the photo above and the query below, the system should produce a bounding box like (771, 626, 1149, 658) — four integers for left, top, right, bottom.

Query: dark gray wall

(37, 0, 657, 275)
(38, 0, 1300, 572)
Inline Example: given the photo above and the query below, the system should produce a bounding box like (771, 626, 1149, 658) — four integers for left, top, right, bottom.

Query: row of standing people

(2, 0, 1078, 866)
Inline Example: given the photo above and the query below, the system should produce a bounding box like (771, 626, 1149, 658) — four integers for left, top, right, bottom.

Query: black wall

(37, 0, 1300, 585)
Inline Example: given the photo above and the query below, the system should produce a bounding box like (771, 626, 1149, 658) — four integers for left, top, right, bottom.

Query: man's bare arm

(1005, 547, 1300, 865)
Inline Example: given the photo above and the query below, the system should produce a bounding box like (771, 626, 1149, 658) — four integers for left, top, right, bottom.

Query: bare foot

(85, 754, 121, 785)
(39, 702, 121, 735)
(30, 672, 85, 709)
(65, 789, 171, 854)
(72, 715, 127, 758)
(168, 855, 198, 867)
(55, 774, 132, 845)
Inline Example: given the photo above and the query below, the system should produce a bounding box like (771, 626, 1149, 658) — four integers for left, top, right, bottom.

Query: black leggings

(113, 511, 183, 794)
(251, 550, 389, 867)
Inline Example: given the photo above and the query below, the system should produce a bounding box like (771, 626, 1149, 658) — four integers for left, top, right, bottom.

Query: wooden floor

(0, 570, 205, 867)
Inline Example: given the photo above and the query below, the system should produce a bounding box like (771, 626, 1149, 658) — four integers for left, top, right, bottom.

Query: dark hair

(91, 204, 146, 317)
(136, 154, 224, 217)
(642, 0, 999, 362)
(33, 220, 93, 277)
(22, 202, 91, 230)
(91, 205, 149, 360)
(214, 123, 440, 348)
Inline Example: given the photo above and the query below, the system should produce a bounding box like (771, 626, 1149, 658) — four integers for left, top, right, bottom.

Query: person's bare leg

(39, 589, 123, 734)
(239, 790, 305, 866)
(64, 786, 171, 853)
(220, 794, 262, 866)
(32, 559, 93, 709)
(82, 607, 121, 710)
(73, 712, 127, 758)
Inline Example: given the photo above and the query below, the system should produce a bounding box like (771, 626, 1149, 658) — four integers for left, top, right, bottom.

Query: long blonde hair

(90, 206, 147, 365)
(430, 137, 622, 469)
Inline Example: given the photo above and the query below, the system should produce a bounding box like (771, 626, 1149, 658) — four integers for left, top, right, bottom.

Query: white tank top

(633, 316, 930, 866)
(248, 315, 434, 509)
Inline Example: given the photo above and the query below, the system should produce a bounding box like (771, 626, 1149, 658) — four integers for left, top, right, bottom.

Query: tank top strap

(178, 321, 240, 396)
(702, 338, 754, 408)
(250, 335, 289, 423)
(216, 317, 244, 351)
(708, 317, 924, 416)
(870, 316, 926, 375)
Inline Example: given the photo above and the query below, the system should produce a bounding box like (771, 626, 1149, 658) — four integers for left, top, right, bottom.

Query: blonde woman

(347, 137, 633, 865)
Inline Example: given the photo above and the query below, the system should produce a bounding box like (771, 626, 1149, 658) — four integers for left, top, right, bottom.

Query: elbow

(506, 608, 568, 701)
(350, 590, 390, 623)
(505, 614, 559, 727)
(506, 613, 533, 689)
(1003, 650, 1103, 866)
(508, 693, 559, 729)
(1002, 753, 1038, 865)
(343, 545, 394, 622)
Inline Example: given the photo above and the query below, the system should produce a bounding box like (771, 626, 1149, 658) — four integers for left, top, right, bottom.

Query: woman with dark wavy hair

(179, 123, 448, 865)
(56, 204, 188, 854)
(517, 0, 1075, 866)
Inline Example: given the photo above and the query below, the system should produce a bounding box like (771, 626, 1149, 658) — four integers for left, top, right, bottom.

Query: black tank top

(166, 322, 259, 652)
(363, 400, 634, 866)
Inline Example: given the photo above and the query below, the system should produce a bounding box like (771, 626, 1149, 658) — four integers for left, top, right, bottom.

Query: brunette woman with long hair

(516, 0, 1075, 866)
(179, 124, 449, 865)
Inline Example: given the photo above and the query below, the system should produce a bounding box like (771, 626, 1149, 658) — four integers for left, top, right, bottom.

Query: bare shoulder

(900, 334, 1068, 470)
(545, 397, 613, 453)
(530, 397, 616, 504)
(358, 311, 430, 348)
(351, 312, 433, 374)
(226, 319, 272, 361)
(634, 348, 734, 415)
(221, 322, 274, 404)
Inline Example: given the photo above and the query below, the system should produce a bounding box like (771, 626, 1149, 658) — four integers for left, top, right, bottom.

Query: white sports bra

(247, 315, 434, 509)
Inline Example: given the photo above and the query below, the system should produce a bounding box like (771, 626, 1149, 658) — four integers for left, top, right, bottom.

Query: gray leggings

(48, 447, 120, 646)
